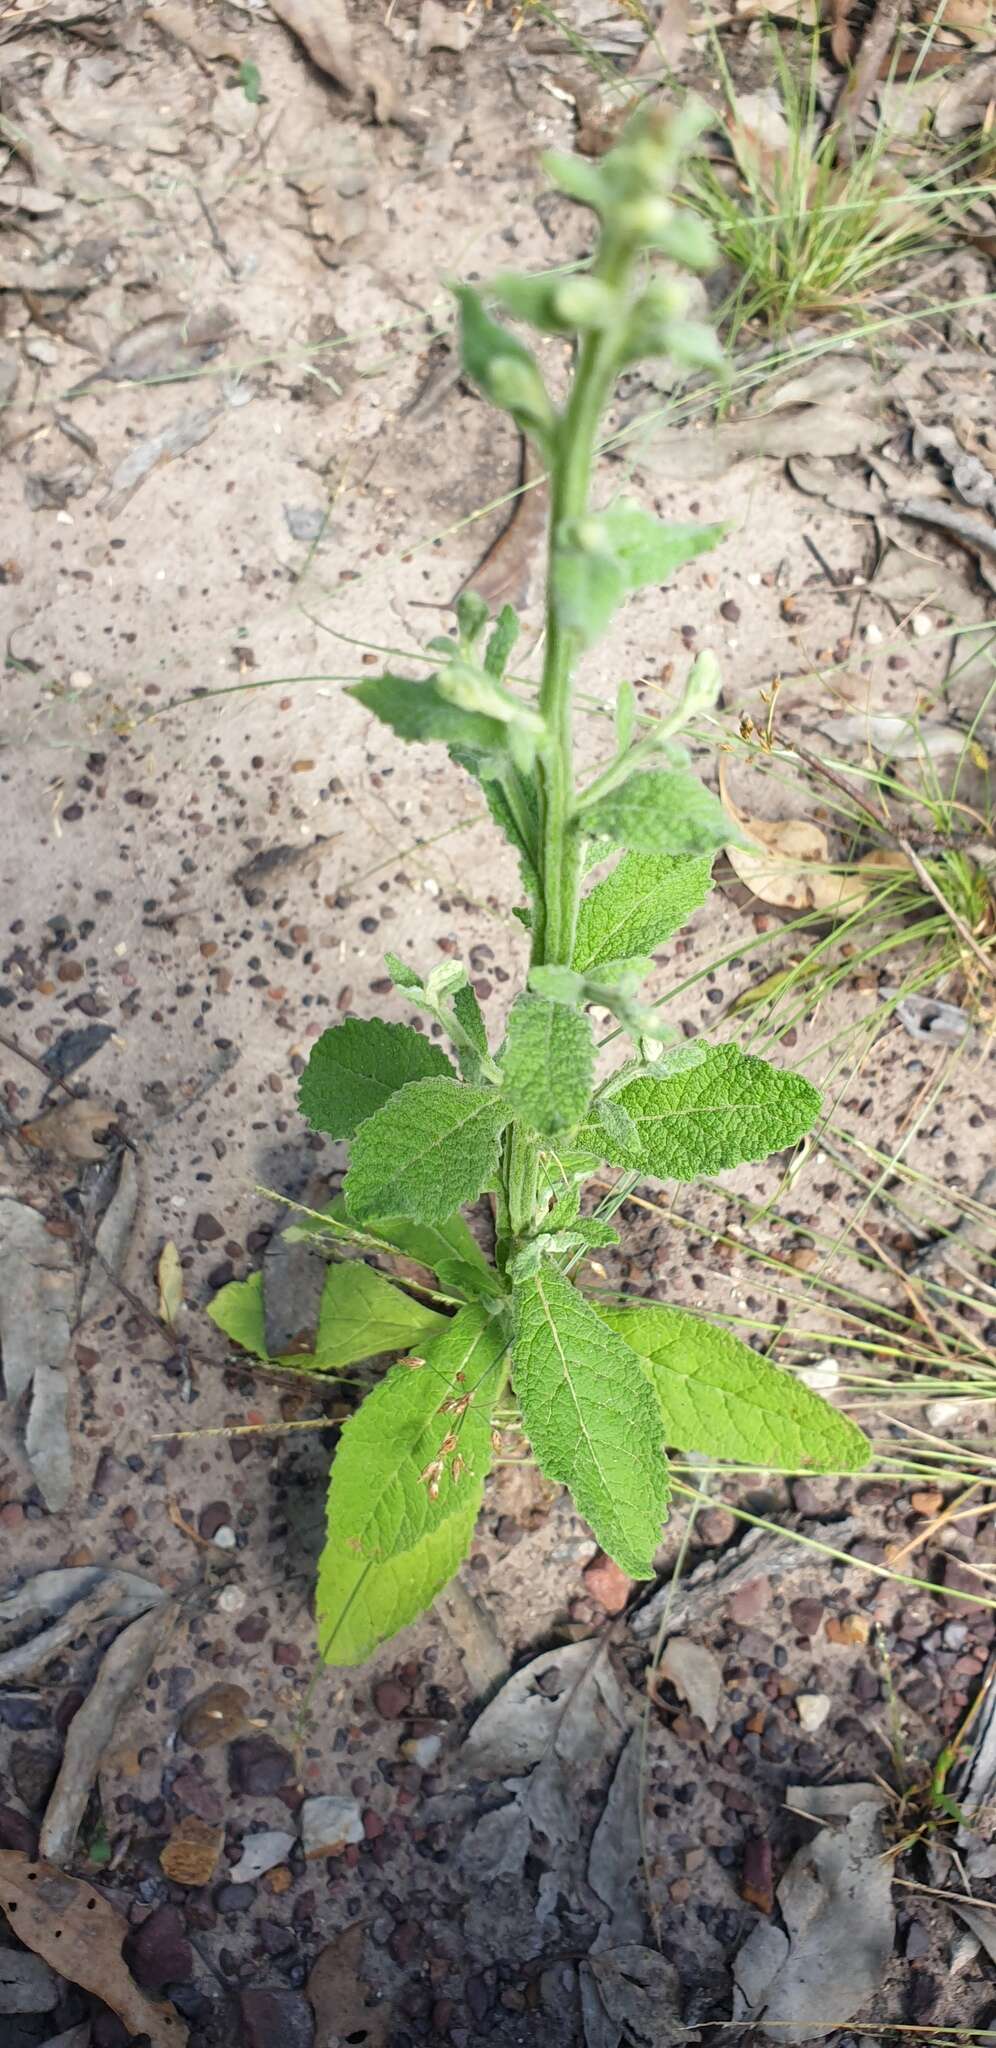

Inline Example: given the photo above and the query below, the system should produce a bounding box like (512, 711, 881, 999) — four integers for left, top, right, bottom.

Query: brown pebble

(825, 1612, 870, 1646)
(583, 1552, 633, 1615)
(742, 1835, 774, 1914)
(789, 1597, 823, 1637)
(57, 960, 84, 983)
(719, 598, 741, 623)
(373, 1678, 412, 1720)
(910, 1490, 943, 1517)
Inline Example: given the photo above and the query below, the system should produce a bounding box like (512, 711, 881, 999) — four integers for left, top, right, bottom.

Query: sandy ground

(2, 0, 996, 2042)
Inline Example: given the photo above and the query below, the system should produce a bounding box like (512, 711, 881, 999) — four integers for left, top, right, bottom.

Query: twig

(897, 835, 996, 981)
(831, 0, 912, 165)
(194, 187, 239, 281)
(0, 1025, 83, 1100)
(896, 497, 996, 559)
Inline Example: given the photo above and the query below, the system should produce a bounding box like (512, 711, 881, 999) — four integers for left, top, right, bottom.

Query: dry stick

(897, 497, 996, 558)
(831, 0, 912, 165)
(0, 1024, 84, 1100)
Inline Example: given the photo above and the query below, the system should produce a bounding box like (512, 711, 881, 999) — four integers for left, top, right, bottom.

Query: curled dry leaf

(719, 763, 868, 916)
(659, 1636, 723, 1732)
(0, 1198, 74, 1511)
(460, 438, 548, 613)
(157, 1240, 184, 1329)
(307, 1921, 390, 2047)
(79, 1145, 141, 1324)
(0, 1853, 188, 2048)
(40, 1600, 178, 1865)
(20, 1098, 116, 1162)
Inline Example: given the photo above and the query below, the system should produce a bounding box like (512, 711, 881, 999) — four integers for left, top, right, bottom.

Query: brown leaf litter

(0, 1852, 189, 2048)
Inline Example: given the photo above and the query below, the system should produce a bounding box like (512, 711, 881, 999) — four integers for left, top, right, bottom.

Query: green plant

(210, 107, 870, 1666)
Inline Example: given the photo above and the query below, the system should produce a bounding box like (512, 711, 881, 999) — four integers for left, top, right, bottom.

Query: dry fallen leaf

(720, 763, 869, 915)
(159, 1815, 223, 1887)
(0, 1853, 188, 2048)
(460, 438, 548, 612)
(157, 1240, 184, 1329)
(41, 1601, 178, 1865)
(0, 1198, 74, 1511)
(20, 1097, 116, 1162)
(829, 0, 856, 64)
(308, 1922, 390, 2047)
(268, 0, 357, 91)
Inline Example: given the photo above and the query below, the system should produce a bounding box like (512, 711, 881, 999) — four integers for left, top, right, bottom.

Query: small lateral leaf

(484, 603, 520, 679)
(344, 1076, 512, 1226)
(582, 1042, 821, 1181)
(601, 501, 725, 589)
(501, 994, 594, 1137)
(303, 1193, 492, 1279)
(298, 1017, 453, 1142)
(512, 1262, 669, 1577)
(599, 1304, 870, 1472)
(581, 769, 733, 857)
(455, 284, 556, 452)
(207, 1262, 445, 1371)
(573, 851, 714, 974)
(347, 673, 507, 755)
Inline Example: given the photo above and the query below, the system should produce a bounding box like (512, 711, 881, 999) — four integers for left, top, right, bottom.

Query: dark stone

(0, 1696, 49, 1730)
(258, 1917, 295, 1955)
(239, 1987, 315, 2048)
(123, 1904, 194, 1989)
(197, 1500, 231, 1540)
(229, 1735, 295, 1798)
(0, 1803, 38, 1855)
(789, 1598, 823, 1637)
(373, 1678, 412, 1720)
(40, 1023, 113, 1080)
(215, 1882, 257, 1914)
(10, 1741, 61, 1813)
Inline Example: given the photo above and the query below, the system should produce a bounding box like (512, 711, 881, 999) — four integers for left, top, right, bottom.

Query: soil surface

(2, 1, 996, 2044)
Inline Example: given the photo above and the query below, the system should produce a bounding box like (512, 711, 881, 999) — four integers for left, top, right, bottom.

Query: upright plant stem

(501, 271, 626, 1245)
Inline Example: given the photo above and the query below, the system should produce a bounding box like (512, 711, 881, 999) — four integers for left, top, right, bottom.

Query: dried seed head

(491, 1428, 503, 1453)
(403, 1355, 426, 1371)
(451, 1456, 465, 1484)
(439, 1432, 458, 1456)
(419, 1458, 443, 1486)
(441, 1394, 470, 1415)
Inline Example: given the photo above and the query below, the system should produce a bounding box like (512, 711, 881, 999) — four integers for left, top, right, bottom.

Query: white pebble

(212, 1525, 237, 1550)
(217, 1584, 246, 1614)
(863, 622, 883, 645)
(796, 1692, 830, 1733)
(912, 613, 931, 637)
(798, 1357, 839, 1394)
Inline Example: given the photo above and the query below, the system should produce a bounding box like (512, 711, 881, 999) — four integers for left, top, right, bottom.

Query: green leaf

(318, 1500, 478, 1666)
(384, 951, 423, 992)
(433, 1257, 506, 1301)
(207, 1271, 269, 1360)
(580, 768, 733, 857)
(490, 271, 616, 336)
(309, 1261, 447, 1369)
(452, 981, 489, 1082)
(206, 1260, 445, 1370)
(615, 680, 637, 752)
(501, 994, 595, 1137)
(455, 590, 489, 648)
(455, 284, 556, 452)
(289, 1193, 492, 1278)
(573, 851, 714, 974)
(581, 1042, 821, 1181)
(345, 1076, 512, 1225)
(552, 533, 626, 648)
(298, 1017, 453, 1141)
(601, 501, 725, 588)
(599, 1304, 870, 1472)
(512, 1263, 669, 1577)
(317, 1302, 509, 1661)
(450, 750, 540, 897)
(484, 603, 520, 679)
(436, 654, 544, 735)
(347, 673, 506, 755)
(238, 58, 262, 101)
(591, 1094, 638, 1157)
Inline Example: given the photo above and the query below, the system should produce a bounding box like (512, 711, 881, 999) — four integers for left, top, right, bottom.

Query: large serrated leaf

(347, 673, 507, 754)
(344, 1076, 512, 1225)
(207, 1261, 445, 1370)
(298, 1018, 453, 1142)
(600, 1304, 870, 1471)
(581, 1043, 821, 1181)
(573, 851, 714, 974)
(317, 1303, 508, 1663)
(512, 1264, 669, 1578)
(501, 994, 594, 1137)
(582, 768, 733, 856)
(317, 1499, 478, 1667)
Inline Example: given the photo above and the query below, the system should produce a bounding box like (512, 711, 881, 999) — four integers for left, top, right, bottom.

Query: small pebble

(796, 1692, 830, 1733)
